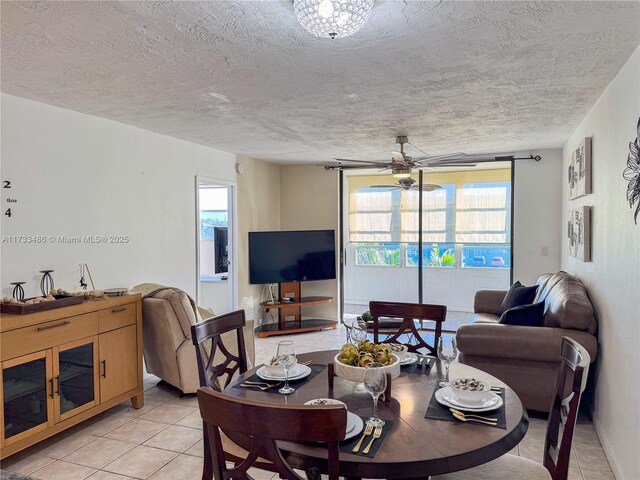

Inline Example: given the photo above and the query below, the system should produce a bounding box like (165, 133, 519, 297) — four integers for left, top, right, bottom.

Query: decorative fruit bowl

(334, 340, 401, 382)
(334, 353, 400, 382)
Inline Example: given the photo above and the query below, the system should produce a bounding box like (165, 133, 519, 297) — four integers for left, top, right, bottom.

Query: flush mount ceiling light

(293, 0, 374, 39)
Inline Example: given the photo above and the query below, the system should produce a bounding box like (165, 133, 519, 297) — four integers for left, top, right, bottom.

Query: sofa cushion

(497, 281, 538, 316)
(535, 271, 596, 333)
(499, 301, 545, 327)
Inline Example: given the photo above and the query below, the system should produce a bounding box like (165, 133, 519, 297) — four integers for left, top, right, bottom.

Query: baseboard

(592, 410, 624, 480)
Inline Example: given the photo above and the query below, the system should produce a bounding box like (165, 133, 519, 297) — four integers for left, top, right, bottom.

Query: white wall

(0, 94, 236, 299)
(561, 47, 640, 480)
(513, 148, 564, 285)
(236, 155, 282, 323)
(280, 165, 340, 320)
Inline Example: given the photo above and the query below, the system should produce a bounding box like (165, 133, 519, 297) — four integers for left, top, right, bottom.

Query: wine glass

(437, 337, 458, 388)
(275, 341, 297, 395)
(351, 318, 368, 344)
(364, 362, 387, 427)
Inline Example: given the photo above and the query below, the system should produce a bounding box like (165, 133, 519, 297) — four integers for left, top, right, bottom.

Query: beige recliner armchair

(131, 284, 255, 394)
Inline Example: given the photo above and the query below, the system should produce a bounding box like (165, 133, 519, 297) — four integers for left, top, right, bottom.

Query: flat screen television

(249, 230, 336, 284)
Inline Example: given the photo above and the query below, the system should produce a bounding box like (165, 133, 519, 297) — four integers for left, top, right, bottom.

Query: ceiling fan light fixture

(392, 167, 412, 178)
(293, 0, 374, 39)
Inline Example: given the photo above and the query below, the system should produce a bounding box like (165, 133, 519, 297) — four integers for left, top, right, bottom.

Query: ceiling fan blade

(410, 184, 442, 191)
(333, 158, 392, 165)
(323, 163, 390, 171)
(420, 163, 479, 169)
(370, 185, 401, 189)
(423, 153, 516, 166)
(414, 152, 467, 164)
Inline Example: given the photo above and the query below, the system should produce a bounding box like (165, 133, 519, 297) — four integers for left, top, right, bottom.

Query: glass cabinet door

(2, 350, 54, 445)
(54, 337, 98, 422)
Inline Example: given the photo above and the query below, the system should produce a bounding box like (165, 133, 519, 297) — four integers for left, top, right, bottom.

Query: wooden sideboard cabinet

(0, 294, 143, 459)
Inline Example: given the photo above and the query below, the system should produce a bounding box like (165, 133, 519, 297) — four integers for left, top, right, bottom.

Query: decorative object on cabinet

(567, 206, 591, 261)
(0, 294, 143, 458)
(1, 294, 84, 315)
(10, 282, 25, 302)
(39, 270, 55, 297)
(568, 137, 592, 199)
(623, 117, 640, 224)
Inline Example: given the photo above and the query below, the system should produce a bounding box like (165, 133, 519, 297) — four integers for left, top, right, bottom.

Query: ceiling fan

(323, 136, 541, 177)
(370, 177, 441, 192)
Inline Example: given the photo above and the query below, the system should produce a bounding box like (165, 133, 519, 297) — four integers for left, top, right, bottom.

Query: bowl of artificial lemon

(334, 340, 401, 383)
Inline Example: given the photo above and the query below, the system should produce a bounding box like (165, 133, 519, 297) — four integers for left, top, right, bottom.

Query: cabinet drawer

(99, 303, 136, 333)
(1, 313, 99, 361)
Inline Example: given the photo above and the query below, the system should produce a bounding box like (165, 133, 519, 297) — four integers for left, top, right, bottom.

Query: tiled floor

(1, 324, 613, 480)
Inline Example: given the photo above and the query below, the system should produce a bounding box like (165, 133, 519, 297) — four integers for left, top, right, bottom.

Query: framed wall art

(567, 206, 591, 262)
(568, 137, 592, 199)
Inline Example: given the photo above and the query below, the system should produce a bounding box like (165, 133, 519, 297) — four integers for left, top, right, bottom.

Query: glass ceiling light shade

(293, 0, 374, 39)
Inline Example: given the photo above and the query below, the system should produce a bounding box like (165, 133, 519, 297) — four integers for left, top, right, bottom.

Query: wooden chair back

(197, 388, 346, 480)
(191, 310, 249, 391)
(369, 301, 447, 355)
(543, 336, 591, 480)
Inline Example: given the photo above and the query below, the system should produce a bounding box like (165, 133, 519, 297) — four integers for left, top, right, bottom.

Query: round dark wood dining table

(224, 350, 528, 479)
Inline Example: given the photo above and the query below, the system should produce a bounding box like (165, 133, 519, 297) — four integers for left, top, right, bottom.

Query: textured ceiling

(1, 1, 639, 163)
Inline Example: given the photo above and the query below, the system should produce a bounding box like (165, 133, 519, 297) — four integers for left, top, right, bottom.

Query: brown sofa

(134, 286, 255, 394)
(456, 271, 598, 411)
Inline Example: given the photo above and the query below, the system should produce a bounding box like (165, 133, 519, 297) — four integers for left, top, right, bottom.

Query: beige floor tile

(518, 436, 544, 463)
(525, 418, 548, 439)
(78, 412, 134, 436)
(103, 445, 178, 479)
(143, 424, 202, 453)
(1, 453, 55, 475)
(165, 394, 198, 408)
(34, 431, 99, 459)
(63, 436, 137, 468)
(143, 386, 181, 405)
(247, 467, 278, 479)
(87, 472, 136, 480)
(147, 454, 203, 479)
(31, 459, 97, 480)
(581, 468, 616, 480)
(105, 418, 168, 444)
(174, 410, 203, 429)
(573, 424, 601, 446)
(183, 438, 204, 457)
(137, 404, 196, 424)
(109, 401, 160, 418)
(575, 444, 612, 471)
(568, 466, 584, 480)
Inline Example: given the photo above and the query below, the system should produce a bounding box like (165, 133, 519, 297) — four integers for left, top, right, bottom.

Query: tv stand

(255, 281, 336, 338)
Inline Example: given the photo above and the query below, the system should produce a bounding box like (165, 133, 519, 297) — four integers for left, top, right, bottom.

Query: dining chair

(369, 301, 447, 356)
(197, 387, 347, 480)
(431, 336, 591, 480)
(192, 310, 276, 479)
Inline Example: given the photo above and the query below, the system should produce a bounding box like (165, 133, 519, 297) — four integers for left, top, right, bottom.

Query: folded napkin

(424, 386, 506, 429)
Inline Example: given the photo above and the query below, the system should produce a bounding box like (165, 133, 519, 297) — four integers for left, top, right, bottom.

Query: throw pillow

(497, 281, 538, 316)
(499, 301, 546, 327)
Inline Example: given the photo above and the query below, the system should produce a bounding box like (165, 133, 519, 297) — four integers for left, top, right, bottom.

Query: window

(462, 244, 511, 268)
(354, 243, 400, 267)
(406, 243, 456, 267)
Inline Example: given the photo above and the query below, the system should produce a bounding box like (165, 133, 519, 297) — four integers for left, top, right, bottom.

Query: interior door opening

(197, 178, 236, 315)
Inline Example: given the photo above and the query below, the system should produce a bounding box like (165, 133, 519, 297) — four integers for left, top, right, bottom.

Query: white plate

(400, 353, 419, 365)
(303, 399, 363, 440)
(256, 364, 311, 381)
(435, 387, 503, 412)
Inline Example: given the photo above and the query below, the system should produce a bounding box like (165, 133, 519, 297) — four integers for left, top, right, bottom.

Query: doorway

(196, 177, 236, 314)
